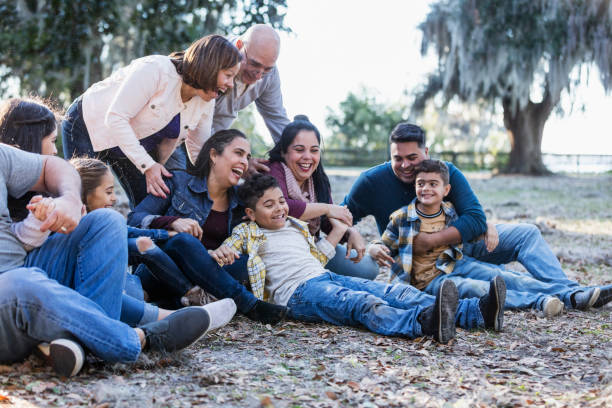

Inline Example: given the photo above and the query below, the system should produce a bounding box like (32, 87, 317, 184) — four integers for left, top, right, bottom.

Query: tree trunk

(501, 90, 556, 175)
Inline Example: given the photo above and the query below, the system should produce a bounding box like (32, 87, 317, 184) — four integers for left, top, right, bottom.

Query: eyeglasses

(243, 48, 275, 76)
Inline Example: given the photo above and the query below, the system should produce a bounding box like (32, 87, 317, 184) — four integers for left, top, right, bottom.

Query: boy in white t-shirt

(210, 174, 506, 343)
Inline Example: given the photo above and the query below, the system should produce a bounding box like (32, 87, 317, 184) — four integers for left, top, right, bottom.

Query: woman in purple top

(266, 116, 379, 279)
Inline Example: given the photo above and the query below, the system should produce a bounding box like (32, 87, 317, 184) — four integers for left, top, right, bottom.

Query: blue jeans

(62, 98, 149, 208)
(425, 256, 579, 310)
(286, 272, 484, 337)
(24, 209, 128, 319)
(165, 143, 188, 170)
(326, 245, 379, 280)
(0, 268, 141, 363)
(463, 223, 580, 289)
(161, 233, 257, 313)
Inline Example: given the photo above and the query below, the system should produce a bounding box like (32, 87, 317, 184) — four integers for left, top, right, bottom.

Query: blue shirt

(340, 161, 486, 242)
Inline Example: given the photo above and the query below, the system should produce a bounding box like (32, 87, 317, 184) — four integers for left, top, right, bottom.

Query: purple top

(201, 209, 229, 250)
(110, 113, 180, 156)
(266, 160, 333, 235)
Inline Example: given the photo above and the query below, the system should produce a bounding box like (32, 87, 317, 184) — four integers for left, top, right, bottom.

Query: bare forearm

(34, 157, 82, 203)
(325, 225, 347, 247)
(299, 203, 330, 221)
(429, 226, 462, 247)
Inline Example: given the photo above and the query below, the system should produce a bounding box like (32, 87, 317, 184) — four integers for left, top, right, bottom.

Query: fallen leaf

(325, 391, 338, 400)
(347, 381, 360, 392)
(260, 395, 274, 408)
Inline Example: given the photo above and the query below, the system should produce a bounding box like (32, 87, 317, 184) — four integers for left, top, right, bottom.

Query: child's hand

(327, 204, 353, 226)
(345, 228, 366, 263)
(484, 222, 499, 252)
(368, 244, 394, 268)
(26, 195, 55, 222)
(208, 246, 240, 266)
(170, 218, 203, 240)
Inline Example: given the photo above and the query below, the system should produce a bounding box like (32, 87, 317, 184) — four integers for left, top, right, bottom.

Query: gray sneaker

(542, 297, 564, 317)
(571, 287, 600, 310)
(36, 339, 85, 377)
(140, 306, 211, 352)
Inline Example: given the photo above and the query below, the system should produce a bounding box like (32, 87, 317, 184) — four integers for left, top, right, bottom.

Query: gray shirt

(260, 222, 326, 306)
(0, 144, 43, 273)
(212, 66, 290, 144)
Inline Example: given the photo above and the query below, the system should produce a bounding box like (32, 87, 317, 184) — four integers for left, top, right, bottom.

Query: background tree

(0, 0, 288, 105)
(325, 89, 408, 151)
(414, 0, 612, 174)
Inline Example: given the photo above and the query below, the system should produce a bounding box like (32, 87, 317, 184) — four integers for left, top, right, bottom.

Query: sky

(261, 0, 612, 155)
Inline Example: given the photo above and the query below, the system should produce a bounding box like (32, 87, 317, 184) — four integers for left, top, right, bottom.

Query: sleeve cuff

(316, 238, 336, 260)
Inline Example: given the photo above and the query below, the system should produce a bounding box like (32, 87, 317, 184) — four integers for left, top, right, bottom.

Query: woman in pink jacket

(62, 35, 241, 208)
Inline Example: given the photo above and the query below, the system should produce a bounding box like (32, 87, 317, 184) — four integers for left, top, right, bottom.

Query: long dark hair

(190, 129, 248, 179)
(170, 34, 241, 91)
(0, 97, 58, 154)
(268, 115, 331, 204)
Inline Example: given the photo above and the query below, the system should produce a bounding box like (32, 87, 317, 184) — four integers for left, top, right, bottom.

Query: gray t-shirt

(260, 222, 326, 306)
(0, 144, 43, 273)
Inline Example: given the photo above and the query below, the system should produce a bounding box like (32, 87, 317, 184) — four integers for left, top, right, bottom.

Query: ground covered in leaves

(2, 171, 611, 407)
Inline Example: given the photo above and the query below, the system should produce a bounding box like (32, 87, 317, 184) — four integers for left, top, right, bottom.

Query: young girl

(70, 157, 212, 308)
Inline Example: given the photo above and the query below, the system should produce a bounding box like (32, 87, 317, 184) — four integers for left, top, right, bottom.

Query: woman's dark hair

(69, 157, 111, 210)
(170, 34, 241, 92)
(191, 129, 248, 179)
(268, 115, 331, 204)
(0, 97, 58, 154)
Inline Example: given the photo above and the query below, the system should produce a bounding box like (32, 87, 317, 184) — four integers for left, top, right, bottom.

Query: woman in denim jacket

(62, 35, 241, 208)
(129, 129, 288, 325)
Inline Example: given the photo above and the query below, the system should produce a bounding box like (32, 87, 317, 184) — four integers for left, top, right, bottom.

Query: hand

(144, 163, 172, 198)
(345, 228, 366, 263)
(247, 157, 270, 176)
(208, 246, 240, 266)
(328, 217, 349, 235)
(170, 218, 203, 240)
(484, 222, 499, 252)
(168, 230, 178, 238)
(36, 194, 82, 234)
(26, 195, 55, 222)
(412, 232, 435, 256)
(368, 244, 394, 268)
(327, 204, 353, 227)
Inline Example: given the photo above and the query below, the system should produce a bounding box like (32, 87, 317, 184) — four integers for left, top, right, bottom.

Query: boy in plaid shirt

(210, 174, 505, 344)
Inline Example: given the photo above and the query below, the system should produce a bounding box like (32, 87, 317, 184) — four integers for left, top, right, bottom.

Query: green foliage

(416, 0, 612, 113)
(0, 0, 289, 105)
(325, 89, 408, 151)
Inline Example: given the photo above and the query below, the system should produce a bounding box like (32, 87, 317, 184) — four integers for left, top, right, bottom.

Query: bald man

(213, 24, 290, 173)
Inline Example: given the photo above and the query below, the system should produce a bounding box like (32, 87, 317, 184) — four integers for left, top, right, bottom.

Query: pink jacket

(81, 55, 214, 173)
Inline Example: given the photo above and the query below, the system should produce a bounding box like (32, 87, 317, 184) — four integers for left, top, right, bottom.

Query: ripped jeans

(286, 271, 484, 339)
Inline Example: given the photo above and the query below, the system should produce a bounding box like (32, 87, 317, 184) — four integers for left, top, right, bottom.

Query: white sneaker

(542, 297, 564, 317)
(201, 298, 237, 333)
(36, 339, 85, 377)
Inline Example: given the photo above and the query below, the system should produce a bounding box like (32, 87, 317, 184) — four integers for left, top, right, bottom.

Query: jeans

(24, 209, 128, 319)
(326, 245, 379, 280)
(425, 256, 580, 310)
(463, 223, 580, 289)
(165, 143, 188, 170)
(128, 236, 193, 298)
(161, 233, 257, 313)
(0, 268, 141, 363)
(62, 98, 149, 208)
(286, 272, 484, 337)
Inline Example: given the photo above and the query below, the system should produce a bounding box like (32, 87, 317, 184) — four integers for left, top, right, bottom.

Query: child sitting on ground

(210, 174, 507, 344)
(368, 159, 603, 316)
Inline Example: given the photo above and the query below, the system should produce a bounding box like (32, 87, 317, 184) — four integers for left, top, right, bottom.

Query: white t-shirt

(0, 144, 43, 273)
(260, 221, 326, 306)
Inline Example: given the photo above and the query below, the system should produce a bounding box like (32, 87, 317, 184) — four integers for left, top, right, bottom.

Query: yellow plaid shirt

(221, 217, 335, 301)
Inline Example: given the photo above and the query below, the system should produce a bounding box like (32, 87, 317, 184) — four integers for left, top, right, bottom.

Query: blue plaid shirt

(377, 199, 463, 284)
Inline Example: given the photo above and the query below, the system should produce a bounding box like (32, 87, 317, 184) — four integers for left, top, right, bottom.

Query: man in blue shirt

(341, 123, 610, 308)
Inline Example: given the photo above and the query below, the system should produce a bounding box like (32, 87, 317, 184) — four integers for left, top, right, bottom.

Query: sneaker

(479, 276, 506, 331)
(542, 297, 564, 317)
(418, 280, 458, 344)
(200, 298, 237, 332)
(593, 284, 612, 308)
(181, 286, 218, 306)
(571, 287, 600, 310)
(245, 300, 289, 325)
(140, 306, 211, 352)
(36, 339, 85, 377)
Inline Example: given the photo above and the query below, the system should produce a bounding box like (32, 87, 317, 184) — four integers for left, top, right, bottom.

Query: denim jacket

(127, 170, 244, 238)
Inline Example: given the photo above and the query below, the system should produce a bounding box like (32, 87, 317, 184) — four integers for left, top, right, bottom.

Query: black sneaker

(593, 284, 612, 308)
(418, 280, 458, 344)
(245, 300, 289, 325)
(140, 306, 211, 352)
(479, 276, 506, 331)
(571, 287, 601, 310)
(36, 339, 85, 377)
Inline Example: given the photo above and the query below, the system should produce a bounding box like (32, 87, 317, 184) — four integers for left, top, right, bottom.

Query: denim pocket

(170, 193, 204, 223)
